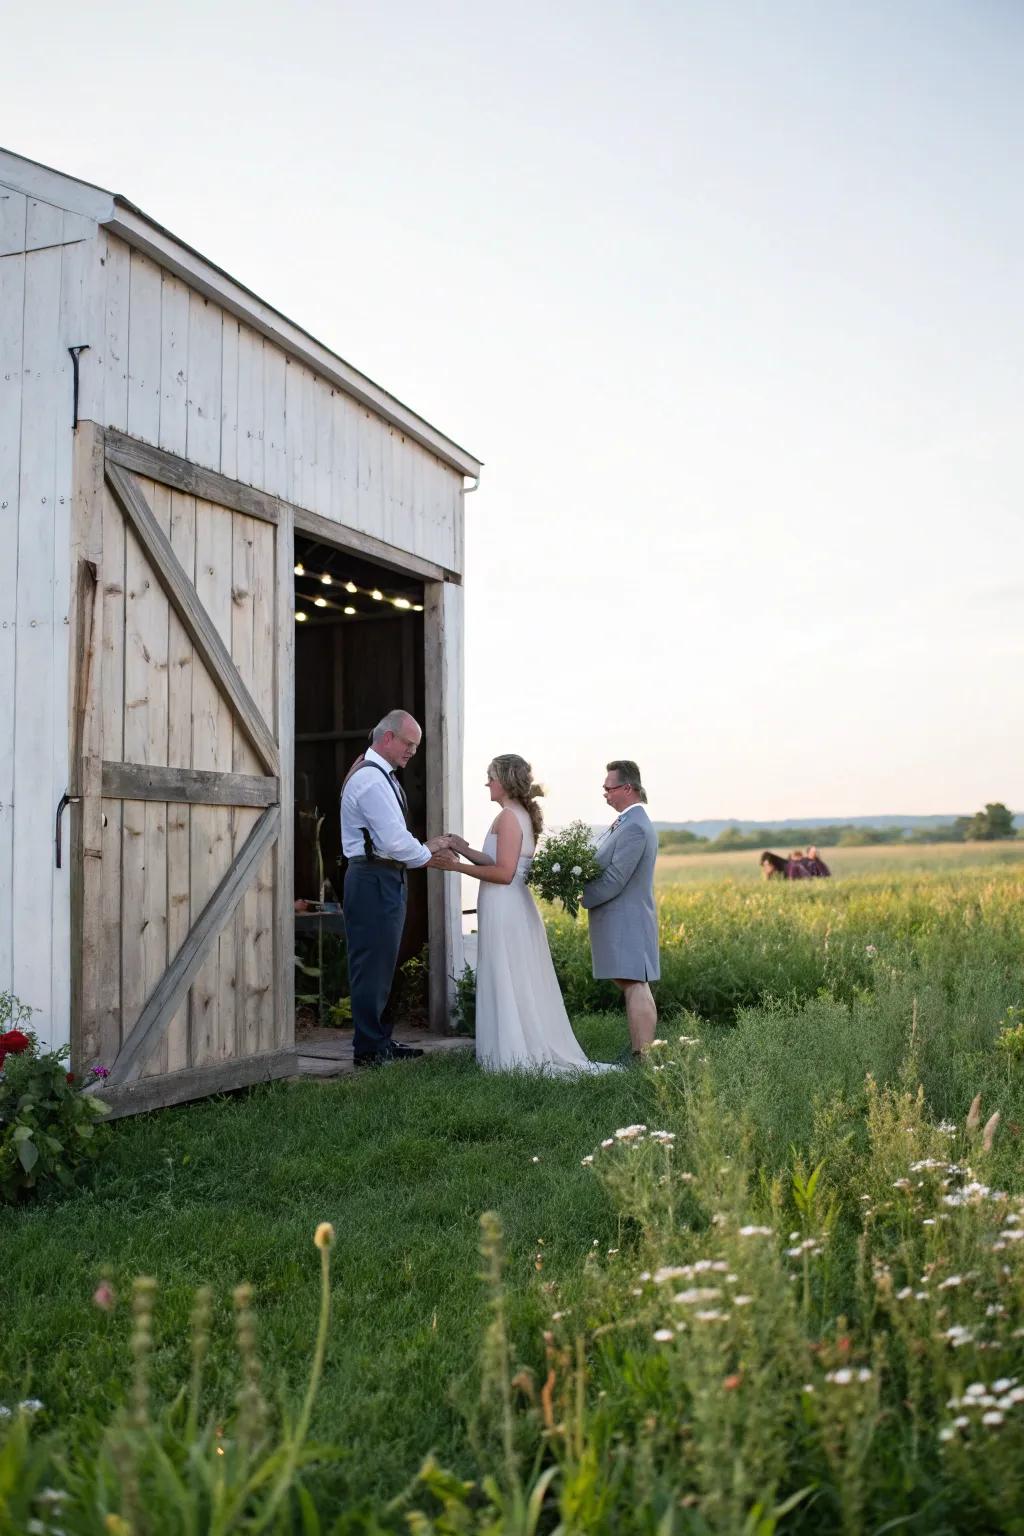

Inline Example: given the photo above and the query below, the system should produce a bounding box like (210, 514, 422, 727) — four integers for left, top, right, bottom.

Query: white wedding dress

(474, 804, 617, 1074)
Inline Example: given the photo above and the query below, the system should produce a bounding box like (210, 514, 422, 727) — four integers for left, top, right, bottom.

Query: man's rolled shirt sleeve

(581, 822, 646, 909)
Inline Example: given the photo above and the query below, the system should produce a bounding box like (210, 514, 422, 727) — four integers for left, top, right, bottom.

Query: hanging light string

(293, 562, 423, 621)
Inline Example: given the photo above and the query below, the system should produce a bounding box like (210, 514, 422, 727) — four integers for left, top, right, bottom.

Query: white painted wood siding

(0, 183, 103, 1047)
(76, 234, 465, 575)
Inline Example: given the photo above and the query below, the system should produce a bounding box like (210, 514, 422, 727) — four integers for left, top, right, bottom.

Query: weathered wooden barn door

(70, 425, 294, 1113)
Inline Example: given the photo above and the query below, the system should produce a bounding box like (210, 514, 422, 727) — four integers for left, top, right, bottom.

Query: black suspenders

(353, 763, 409, 860)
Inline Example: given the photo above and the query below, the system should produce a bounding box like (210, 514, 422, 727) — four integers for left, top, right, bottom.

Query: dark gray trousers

(343, 862, 407, 1058)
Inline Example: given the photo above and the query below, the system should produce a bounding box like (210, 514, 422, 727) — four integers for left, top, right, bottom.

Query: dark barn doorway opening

(292, 533, 429, 1021)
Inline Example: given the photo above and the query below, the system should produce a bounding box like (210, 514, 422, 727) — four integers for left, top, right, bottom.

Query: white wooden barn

(0, 147, 480, 1114)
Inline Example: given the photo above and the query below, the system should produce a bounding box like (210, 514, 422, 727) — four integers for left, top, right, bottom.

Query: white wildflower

(653, 1328, 675, 1343)
(653, 1266, 689, 1285)
(827, 1368, 854, 1386)
(673, 1287, 722, 1305)
(550, 863, 561, 874)
(615, 1124, 647, 1141)
(943, 1325, 974, 1347)
(939, 1426, 956, 1443)
(733, 1295, 754, 1307)
(982, 1410, 1004, 1426)
(738, 1225, 774, 1237)
(694, 1309, 724, 1322)
(19, 1399, 44, 1414)
(896, 1287, 914, 1300)
(601, 1138, 615, 1149)
(938, 1275, 963, 1290)
(581, 1155, 594, 1166)
(570, 865, 582, 877)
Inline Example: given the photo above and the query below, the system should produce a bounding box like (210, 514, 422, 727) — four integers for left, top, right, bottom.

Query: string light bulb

(293, 562, 305, 576)
(295, 611, 308, 622)
(371, 589, 383, 601)
(392, 597, 411, 609)
(412, 603, 424, 612)
(345, 581, 357, 593)
(314, 597, 328, 608)
(321, 573, 332, 585)
(344, 605, 356, 615)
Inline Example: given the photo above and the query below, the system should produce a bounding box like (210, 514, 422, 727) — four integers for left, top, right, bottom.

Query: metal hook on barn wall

(68, 345, 90, 430)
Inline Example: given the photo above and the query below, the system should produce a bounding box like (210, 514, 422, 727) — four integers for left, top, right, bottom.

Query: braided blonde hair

(488, 754, 544, 840)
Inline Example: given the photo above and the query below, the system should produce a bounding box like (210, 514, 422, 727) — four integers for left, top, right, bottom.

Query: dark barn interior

(293, 533, 428, 972)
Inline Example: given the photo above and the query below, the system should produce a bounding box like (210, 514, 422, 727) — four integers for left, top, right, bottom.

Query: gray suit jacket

(581, 807, 660, 981)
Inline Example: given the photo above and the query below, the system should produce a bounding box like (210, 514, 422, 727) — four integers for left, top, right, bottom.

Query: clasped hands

(426, 832, 469, 870)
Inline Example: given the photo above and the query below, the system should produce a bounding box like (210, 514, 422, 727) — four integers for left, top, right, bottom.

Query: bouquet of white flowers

(525, 820, 603, 919)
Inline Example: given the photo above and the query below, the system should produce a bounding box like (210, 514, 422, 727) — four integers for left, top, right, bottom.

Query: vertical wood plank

(187, 293, 222, 472)
(230, 511, 257, 1057)
(126, 251, 161, 444)
(190, 497, 234, 1063)
(423, 580, 450, 1032)
(0, 248, 25, 996)
(314, 375, 333, 518)
(102, 234, 130, 432)
(219, 317, 239, 480)
(158, 273, 189, 455)
(165, 487, 195, 1070)
(441, 578, 465, 1014)
(99, 476, 126, 1066)
(329, 389, 349, 526)
(50, 236, 88, 1049)
(122, 477, 169, 1072)
(274, 502, 295, 1051)
(12, 245, 61, 1039)
(250, 516, 277, 1050)
(68, 422, 105, 1070)
(263, 346, 287, 497)
(236, 326, 265, 490)
(284, 358, 305, 507)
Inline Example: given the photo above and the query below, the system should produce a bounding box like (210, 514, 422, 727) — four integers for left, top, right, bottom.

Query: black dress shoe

(387, 1042, 425, 1059)
(353, 1052, 391, 1069)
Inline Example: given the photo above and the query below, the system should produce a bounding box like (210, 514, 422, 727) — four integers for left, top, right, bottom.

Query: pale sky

(4, 0, 1022, 827)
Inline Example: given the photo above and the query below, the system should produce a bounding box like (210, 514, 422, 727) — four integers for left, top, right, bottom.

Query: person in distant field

(760, 849, 831, 880)
(581, 760, 660, 1061)
(341, 709, 457, 1067)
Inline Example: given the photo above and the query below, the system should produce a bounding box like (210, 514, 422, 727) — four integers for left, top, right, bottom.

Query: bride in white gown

(449, 755, 616, 1074)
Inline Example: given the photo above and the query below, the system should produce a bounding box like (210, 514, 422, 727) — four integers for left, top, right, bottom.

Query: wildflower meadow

(2, 845, 1023, 1533)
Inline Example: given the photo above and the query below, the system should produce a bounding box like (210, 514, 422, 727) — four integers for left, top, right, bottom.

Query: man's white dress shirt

(341, 747, 431, 868)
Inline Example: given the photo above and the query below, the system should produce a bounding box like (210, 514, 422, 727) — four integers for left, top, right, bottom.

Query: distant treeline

(658, 803, 1020, 854)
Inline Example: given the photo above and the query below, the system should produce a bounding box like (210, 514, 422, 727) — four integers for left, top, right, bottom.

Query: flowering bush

(525, 819, 603, 919)
(0, 993, 110, 1204)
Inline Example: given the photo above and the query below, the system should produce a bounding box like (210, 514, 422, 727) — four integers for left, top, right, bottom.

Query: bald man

(341, 709, 455, 1066)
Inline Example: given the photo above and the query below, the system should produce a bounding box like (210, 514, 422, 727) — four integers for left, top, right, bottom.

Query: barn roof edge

(0, 145, 483, 481)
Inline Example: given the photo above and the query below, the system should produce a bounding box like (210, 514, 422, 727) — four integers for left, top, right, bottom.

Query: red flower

(66, 1072, 75, 1084)
(0, 1029, 30, 1055)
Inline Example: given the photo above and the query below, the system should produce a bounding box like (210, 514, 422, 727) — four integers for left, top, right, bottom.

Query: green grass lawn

(4, 855, 1024, 1528)
(0, 1016, 648, 1504)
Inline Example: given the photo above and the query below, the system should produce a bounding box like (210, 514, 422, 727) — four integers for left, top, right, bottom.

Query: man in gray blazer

(581, 760, 659, 1057)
